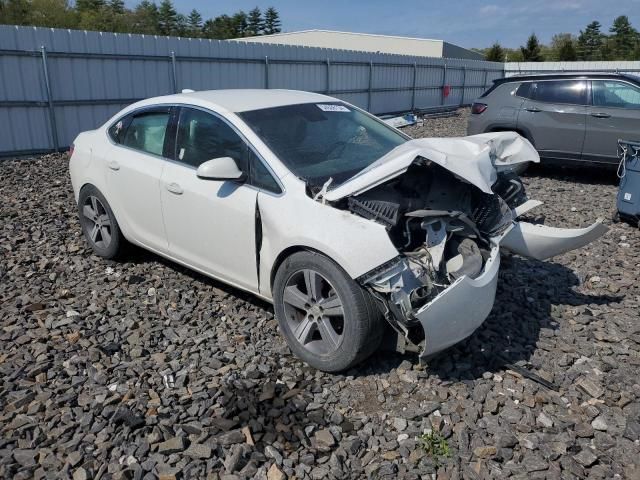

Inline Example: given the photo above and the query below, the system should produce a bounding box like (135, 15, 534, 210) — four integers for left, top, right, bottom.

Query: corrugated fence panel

(0, 25, 503, 156)
(505, 61, 640, 76)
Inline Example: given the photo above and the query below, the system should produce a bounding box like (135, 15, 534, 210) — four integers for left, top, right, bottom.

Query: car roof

(493, 72, 639, 85)
(135, 89, 335, 113)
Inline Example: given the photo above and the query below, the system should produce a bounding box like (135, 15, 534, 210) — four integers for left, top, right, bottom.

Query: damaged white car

(69, 90, 608, 372)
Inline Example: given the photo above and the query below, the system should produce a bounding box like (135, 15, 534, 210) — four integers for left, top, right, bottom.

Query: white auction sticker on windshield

(317, 104, 350, 112)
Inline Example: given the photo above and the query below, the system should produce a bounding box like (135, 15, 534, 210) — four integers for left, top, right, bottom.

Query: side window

(108, 114, 132, 144)
(592, 81, 640, 109)
(533, 80, 587, 105)
(122, 111, 170, 156)
(249, 149, 281, 194)
(515, 82, 535, 99)
(176, 108, 247, 170)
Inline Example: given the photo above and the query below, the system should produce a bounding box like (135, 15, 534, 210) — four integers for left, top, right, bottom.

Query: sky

(129, 0, 640, 49)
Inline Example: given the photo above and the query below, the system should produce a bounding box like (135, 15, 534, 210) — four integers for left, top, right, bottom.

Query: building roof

(235, 29, 483, 60)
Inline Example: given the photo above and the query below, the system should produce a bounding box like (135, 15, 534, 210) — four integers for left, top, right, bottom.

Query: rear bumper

(415, 245, 500, 358)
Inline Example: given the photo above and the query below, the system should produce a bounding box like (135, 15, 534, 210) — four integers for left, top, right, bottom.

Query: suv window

(533, 80, 587, 105)
(176, 107, 247, 170)
(122, 110, 170, 156)
(515, 82, 534, 99)
(592, 80, 640, 109)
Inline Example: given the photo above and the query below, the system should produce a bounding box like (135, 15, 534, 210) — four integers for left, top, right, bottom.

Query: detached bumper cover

(415, 246, 501, 358)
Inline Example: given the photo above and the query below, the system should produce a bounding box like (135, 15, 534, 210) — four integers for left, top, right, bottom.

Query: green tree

(187, 8, 202, 36)
(263, 6, 280, 35)
(485, 42, 505, 62)
(246, 6, 262, 36)
(551, 33, 577, 61)
(203, 14, 235, 39)
(131, 0, 159, 34)
(576, 21, 605, 60)
(231, 10, 248, 37)
(75, 0, 104, 12)
(520, 33, 544, 61)
(29, 0, 77, 28)
(0, 0, 31, 25)
(610, 15, 639, 60)
(158, 0, 177, 35)
(108, 0, 125, 14)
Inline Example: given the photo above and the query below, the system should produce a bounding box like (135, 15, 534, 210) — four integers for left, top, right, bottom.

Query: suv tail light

(471, 102, 488, 114)
(68, 143, 74, 158)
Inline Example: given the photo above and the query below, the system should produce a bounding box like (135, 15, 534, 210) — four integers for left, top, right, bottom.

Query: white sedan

(69, 89, 607, 372)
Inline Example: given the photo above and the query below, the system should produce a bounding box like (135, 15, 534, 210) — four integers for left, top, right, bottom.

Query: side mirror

(196, 157, 246, 182)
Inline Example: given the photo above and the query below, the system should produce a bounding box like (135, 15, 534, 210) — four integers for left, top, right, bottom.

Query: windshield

(239, 102, 408, 187)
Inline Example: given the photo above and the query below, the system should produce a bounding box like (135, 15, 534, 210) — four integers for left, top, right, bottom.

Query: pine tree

(576, 21, 605, 60)
(108, 0, 124, 14)
(75, 0, 105, 12)
(485, 42, 505, 62)
(231, 10, 248, 37)
(246, 7, 263, 36)
(0, 0, 31, 25)
(263, 7, 280, 35)
(187, 9, 202, 36)
(158, 0, 177, 35)
(203, 14, 235, 39)
(610, 15, 639, 60)
(520, 33, 544, 61)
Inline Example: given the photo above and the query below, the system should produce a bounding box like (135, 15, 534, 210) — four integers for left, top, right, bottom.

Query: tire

(78, 185, 124, 259)
(273, 251, 384, 372)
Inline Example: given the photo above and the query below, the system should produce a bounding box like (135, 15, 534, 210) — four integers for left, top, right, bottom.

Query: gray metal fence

(0, 25, 503, 157)
(505, 61, 640, 76)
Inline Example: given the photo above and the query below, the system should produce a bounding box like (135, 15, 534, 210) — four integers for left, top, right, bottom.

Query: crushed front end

(350, 161, 521, 358)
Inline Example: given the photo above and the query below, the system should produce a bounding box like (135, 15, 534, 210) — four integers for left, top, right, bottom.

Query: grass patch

(418, 431, 451, 466)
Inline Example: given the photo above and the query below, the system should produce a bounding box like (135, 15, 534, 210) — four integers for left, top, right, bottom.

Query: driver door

(159, 106, 258, 292)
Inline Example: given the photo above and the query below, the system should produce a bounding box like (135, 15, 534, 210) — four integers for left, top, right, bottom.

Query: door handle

(165, 182, 183, 195)
(525, 107, 541, 113)
(107, 160, 120, 171)
(591, 112, 611, 118)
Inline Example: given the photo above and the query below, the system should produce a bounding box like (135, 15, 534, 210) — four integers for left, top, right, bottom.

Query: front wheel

(273, 251, 384, 372)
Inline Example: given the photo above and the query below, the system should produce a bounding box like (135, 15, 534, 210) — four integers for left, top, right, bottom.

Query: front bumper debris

(414, 245, 501, 358)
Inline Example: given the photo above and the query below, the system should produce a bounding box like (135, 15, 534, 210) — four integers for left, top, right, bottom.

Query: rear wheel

(273, 251, 384, 372)
(78, 185, 124, 259)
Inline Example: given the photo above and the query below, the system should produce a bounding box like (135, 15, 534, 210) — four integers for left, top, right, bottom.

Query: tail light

(68, 143, 74, 158)
(471, 102, 488, 114)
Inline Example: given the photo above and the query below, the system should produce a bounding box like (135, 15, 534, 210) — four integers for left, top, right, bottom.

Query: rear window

(533, 80, 588, 105)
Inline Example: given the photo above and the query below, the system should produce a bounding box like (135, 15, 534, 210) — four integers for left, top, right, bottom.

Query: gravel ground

(1, 109, 640, 480)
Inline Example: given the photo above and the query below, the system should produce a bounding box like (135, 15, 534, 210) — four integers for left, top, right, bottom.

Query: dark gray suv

(467, 73, 640, 166)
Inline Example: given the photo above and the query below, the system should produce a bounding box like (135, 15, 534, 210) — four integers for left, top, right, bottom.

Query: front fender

(256, 190, 399, 299)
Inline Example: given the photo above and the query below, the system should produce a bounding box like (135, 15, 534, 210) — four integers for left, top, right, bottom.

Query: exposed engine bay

(331, 159, 527, 344)
(307, 132, 608, 357)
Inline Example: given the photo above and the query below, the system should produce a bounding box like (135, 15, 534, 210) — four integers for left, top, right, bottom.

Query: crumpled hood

(323, 131, 540, 202)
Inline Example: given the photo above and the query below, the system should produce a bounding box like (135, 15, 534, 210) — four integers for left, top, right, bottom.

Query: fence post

(482, 69, 488, 89)
(461, 66, 467, 106)
(40, 46, 59, 152)
(264, 56, 269, 89)
(411, 62, 417, 111)
(326, 58, 331, 94)
(170, 51, 177, 93)
(441, 63, 447, 105)
(367, 61, 373, 112)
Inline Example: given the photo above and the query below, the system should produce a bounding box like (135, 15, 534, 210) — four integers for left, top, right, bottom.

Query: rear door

(518, 79, 588, 162)
(106, 106, 172, 252)
(583, 79, 640, 164)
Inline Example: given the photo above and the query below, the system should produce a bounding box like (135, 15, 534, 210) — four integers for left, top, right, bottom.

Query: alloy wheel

(82, 195, 112, 249)
(282, 269, 345, 355)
